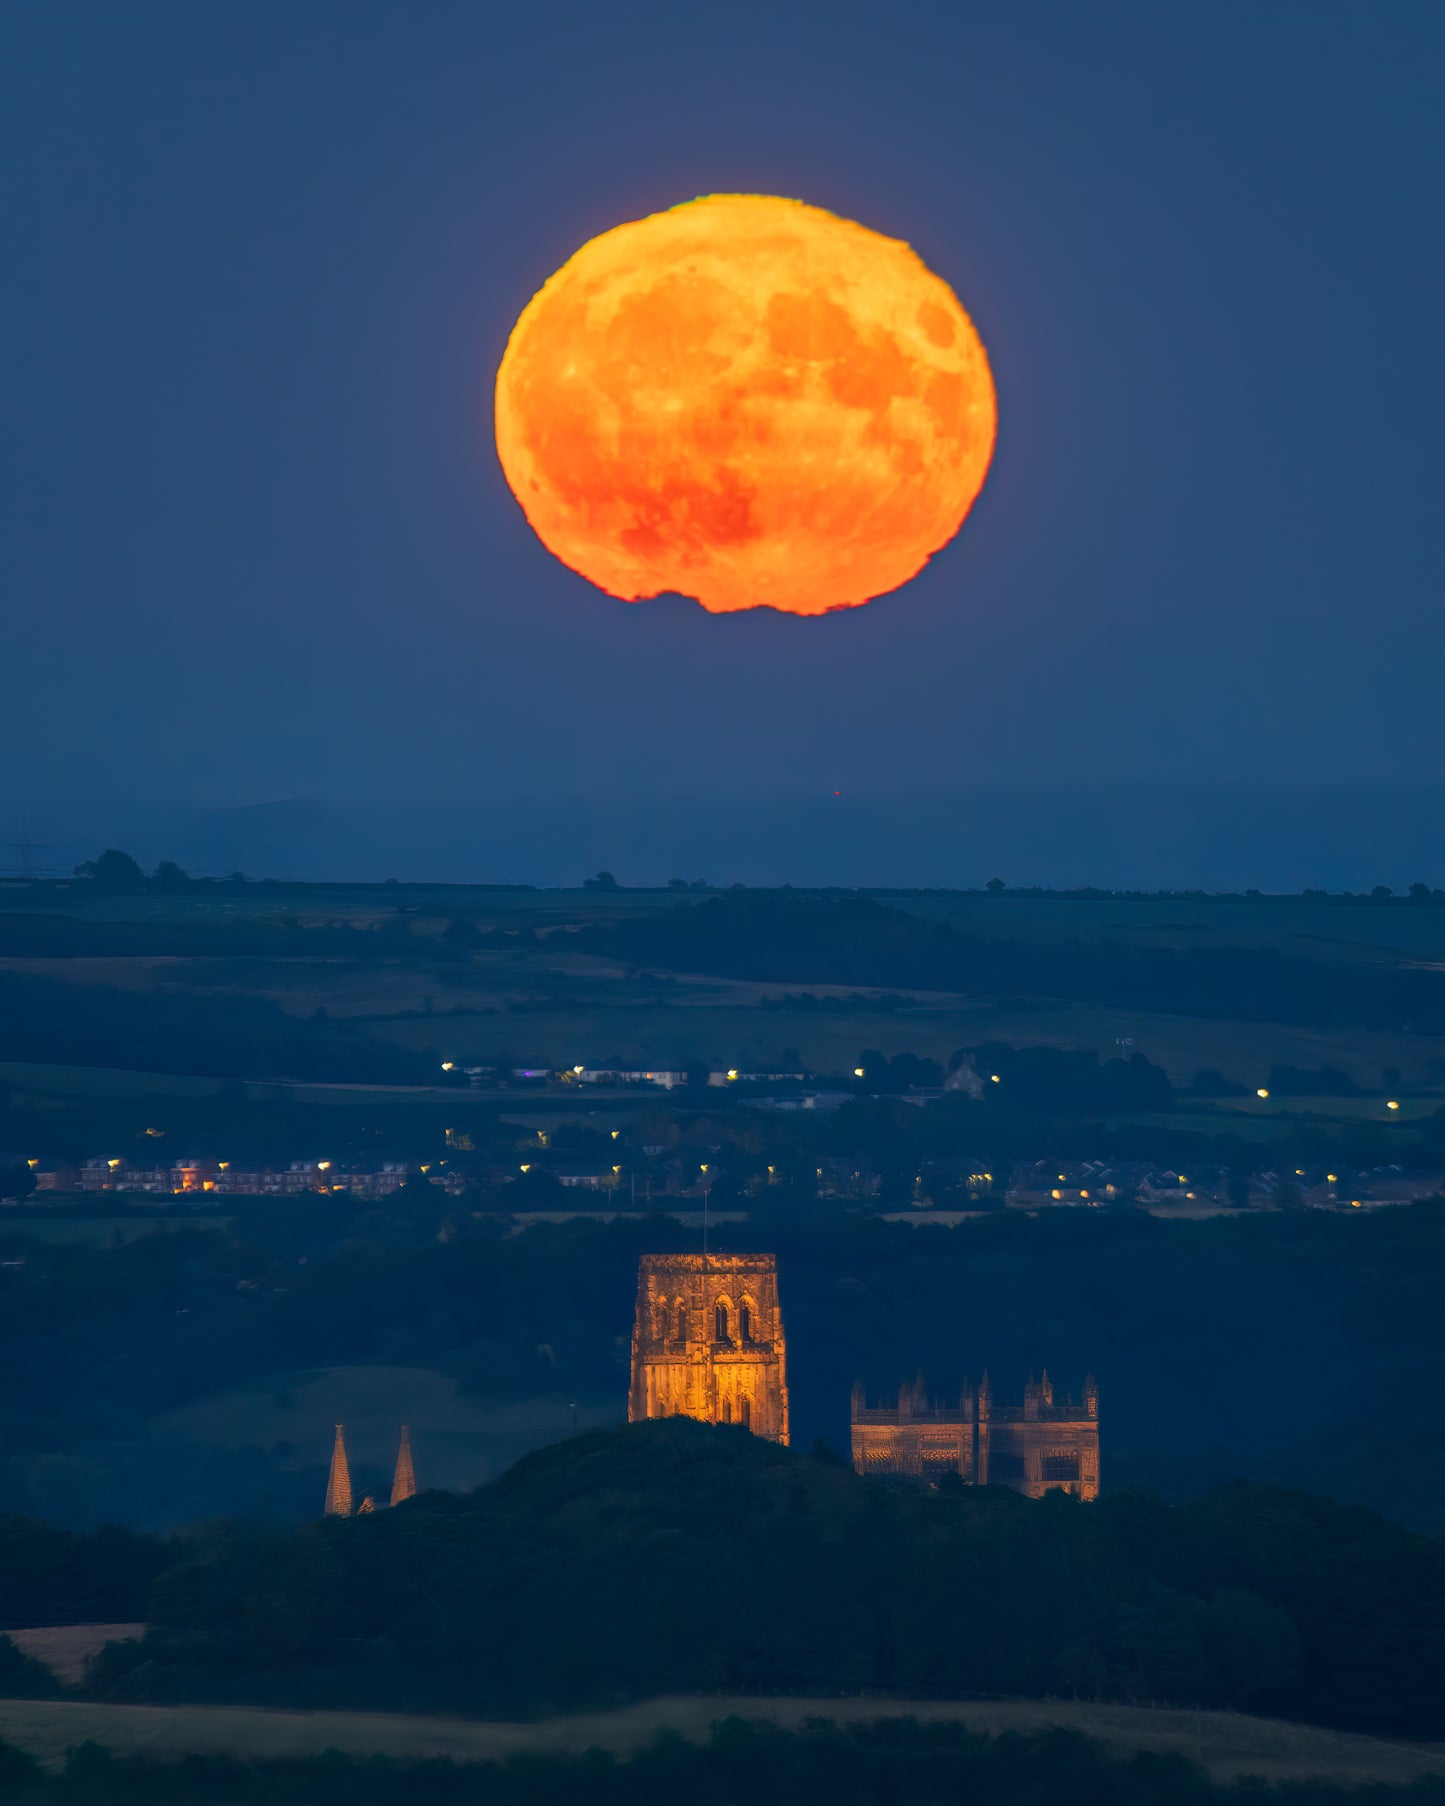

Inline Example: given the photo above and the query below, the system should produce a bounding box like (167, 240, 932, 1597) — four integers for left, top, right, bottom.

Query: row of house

(25, 1157, 465, 1199)
(14, 1152, 1441, 1211)
(459, 1065, 810, 1089)
(1005, 1159, 1445, 1210)
(565, 1067, 807, 1089)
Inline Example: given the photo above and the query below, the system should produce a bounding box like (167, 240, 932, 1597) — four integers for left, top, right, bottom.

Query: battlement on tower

(629, 1252, 789, 1443)
(851, 1371, 1099, 1499)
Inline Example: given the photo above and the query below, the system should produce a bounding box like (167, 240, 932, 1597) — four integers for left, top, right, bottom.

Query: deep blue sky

(5, 0, 1443, 817)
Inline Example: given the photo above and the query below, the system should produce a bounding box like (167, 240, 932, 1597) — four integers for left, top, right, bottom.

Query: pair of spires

(324, 1424, 416, 1517)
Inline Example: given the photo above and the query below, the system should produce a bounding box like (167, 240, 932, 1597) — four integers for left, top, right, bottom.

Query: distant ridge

(5, 783, 1444, 891)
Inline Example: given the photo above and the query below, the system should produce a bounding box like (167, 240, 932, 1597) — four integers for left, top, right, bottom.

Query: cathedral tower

(629, 1253, 789, 1443)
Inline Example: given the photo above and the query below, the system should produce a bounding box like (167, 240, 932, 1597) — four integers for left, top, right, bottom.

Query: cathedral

(850, 1372, 1100, 1498)
(321, 1259, 1102, 1514)
(323, 1424, 418, 1515)
(628, 1252, 790, 1442)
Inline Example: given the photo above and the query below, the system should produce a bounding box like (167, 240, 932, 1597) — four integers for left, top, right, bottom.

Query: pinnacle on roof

(323, 1423, 353, 1517)
(391, 1425, 417, 1506)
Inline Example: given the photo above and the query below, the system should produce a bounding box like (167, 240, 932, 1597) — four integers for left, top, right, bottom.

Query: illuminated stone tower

(629, 1253, 789, 1443)
(323, 1424, 353, 1516)
(390, 1426, 417, 1505)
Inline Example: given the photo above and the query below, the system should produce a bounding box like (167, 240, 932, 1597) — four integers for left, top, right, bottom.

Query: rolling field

(14, 881, 1445, 959)
(5, 884, 1445, 1101)
(358, 994, 1445, 1094)
(0, 1692, 1441, 1785)
(3, 960, 1442, 1093)
(0, 1214, 221, 1244)
(896, 891, 1445, 963)
(0, 1061, 482, 1106)
(6, 1626, 144, 1687)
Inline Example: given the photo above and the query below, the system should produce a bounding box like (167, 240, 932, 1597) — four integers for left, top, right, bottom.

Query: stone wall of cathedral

(629, 1252, 789, 1444)
(851, 1372, 1099, 1499)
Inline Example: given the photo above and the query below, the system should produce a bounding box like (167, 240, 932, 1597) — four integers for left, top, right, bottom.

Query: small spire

(391, 1425, 417, 1506)
(324, 1424, 353, 1517)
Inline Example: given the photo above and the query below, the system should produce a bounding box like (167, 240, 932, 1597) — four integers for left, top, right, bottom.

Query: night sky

(4, 2, 1443, 876)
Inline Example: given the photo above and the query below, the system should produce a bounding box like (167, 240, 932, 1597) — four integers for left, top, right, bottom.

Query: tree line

(76, 1420, 1445, 1741)
(0, 971, 440, 1086)
(4, 1715, 1441, 1806)
(579, 891, 1445, 1031)
(2, 1202, 1443, 1533)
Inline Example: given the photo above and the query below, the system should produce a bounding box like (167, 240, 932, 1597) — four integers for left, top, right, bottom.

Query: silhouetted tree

(150, 860, 193, 892)
(74, 849, 146, 891)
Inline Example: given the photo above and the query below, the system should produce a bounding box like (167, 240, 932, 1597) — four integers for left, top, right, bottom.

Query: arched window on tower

(675, 1302, 687, 1342)
(714, 1301, 730, 1342)
(720, 1397, 733, 1424)
(739, 1395, 751, 1430)
(739, 1298, 754, 1343)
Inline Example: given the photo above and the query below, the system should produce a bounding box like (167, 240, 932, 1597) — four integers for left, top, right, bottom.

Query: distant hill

(9, 783, 1445, 890)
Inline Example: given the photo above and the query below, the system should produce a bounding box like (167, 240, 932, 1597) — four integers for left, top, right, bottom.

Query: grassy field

(6, 884, 1445, 1098)
(359, 995, 1445, 1094)
(896, 892, 1445, 963)
(0, 1214, 223, 1244)
(0, 1692, 1441, 1784)
(6, 1626, 144, 1687)
(12, 880, 1445, 953)
(0, 1061, 480, 1106)
(1208, 1093, 1439, 1122)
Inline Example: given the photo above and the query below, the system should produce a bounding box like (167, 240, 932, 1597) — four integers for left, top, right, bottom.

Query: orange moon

(493, 194, 996, 616)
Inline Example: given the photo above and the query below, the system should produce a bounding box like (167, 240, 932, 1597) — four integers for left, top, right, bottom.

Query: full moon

(494, 195, 996, 616)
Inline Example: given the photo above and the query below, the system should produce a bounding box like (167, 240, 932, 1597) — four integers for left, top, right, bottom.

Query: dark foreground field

(1, 1694, 1442, 1786)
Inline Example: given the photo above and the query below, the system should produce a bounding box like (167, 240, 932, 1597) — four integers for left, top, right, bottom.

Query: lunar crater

(495, 193, 996, 616)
